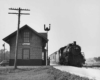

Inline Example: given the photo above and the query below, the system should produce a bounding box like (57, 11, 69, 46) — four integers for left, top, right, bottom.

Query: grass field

(0, 66, 93, 80)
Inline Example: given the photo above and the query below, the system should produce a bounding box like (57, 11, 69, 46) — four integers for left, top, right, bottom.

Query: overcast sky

(0, 0, 100, 59)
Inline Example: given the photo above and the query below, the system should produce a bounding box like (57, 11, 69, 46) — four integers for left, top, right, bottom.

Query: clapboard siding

(10, 30, 43, 59)
(3, 25, 47, 66)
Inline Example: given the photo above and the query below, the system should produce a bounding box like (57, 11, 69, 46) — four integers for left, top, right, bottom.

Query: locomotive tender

(50, 41, 85, 67)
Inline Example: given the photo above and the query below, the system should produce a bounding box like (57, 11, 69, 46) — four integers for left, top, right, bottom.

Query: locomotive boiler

(58, 41, 85, 67)
(49, 41, 86, 67)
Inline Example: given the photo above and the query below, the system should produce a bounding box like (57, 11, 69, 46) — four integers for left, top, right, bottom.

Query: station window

(42, 52, 44, 60)
(24, 31, 30, 42)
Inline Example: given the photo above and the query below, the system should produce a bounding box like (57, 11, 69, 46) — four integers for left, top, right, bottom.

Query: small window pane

(24, 38, 29, 42)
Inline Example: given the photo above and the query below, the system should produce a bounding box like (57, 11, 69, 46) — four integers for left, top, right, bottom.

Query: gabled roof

(3, 24, 48, 44)
(39, 33, 47, 38)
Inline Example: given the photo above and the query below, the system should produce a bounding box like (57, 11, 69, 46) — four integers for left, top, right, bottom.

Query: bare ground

(0, 66, 93, 80)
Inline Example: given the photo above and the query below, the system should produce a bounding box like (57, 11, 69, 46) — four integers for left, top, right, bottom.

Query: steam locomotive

(58, 41, 85, 67)
(50, 41, 85, 67)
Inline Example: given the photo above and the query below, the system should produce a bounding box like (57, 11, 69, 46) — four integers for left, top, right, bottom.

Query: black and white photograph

(0, 0, 100, 80)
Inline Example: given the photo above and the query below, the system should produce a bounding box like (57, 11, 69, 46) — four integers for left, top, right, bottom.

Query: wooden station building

(3, 24, 47, 66)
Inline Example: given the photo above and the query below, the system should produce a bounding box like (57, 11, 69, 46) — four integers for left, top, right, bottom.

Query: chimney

(73, 41, 76, 45)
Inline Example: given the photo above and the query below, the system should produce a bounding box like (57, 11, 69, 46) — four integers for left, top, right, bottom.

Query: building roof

(39, 33, 47, 38)
(3, 24, 48, 44)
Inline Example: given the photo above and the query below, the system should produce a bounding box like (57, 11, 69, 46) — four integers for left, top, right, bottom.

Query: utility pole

(8, 7, 30, 69)
(44, 24, 51, 65)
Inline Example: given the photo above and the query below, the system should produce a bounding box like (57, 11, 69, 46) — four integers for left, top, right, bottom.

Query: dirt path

(54, 65, 100, 80)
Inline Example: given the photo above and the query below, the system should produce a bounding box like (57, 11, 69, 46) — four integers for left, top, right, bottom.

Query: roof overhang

(3, 24, 48, 44)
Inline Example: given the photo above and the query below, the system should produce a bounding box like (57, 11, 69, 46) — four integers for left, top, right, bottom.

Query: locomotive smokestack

(73, 41, 76, 45)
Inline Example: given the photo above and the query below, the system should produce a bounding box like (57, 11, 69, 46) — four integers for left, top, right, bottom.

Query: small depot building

(3, 24, 47, 66)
